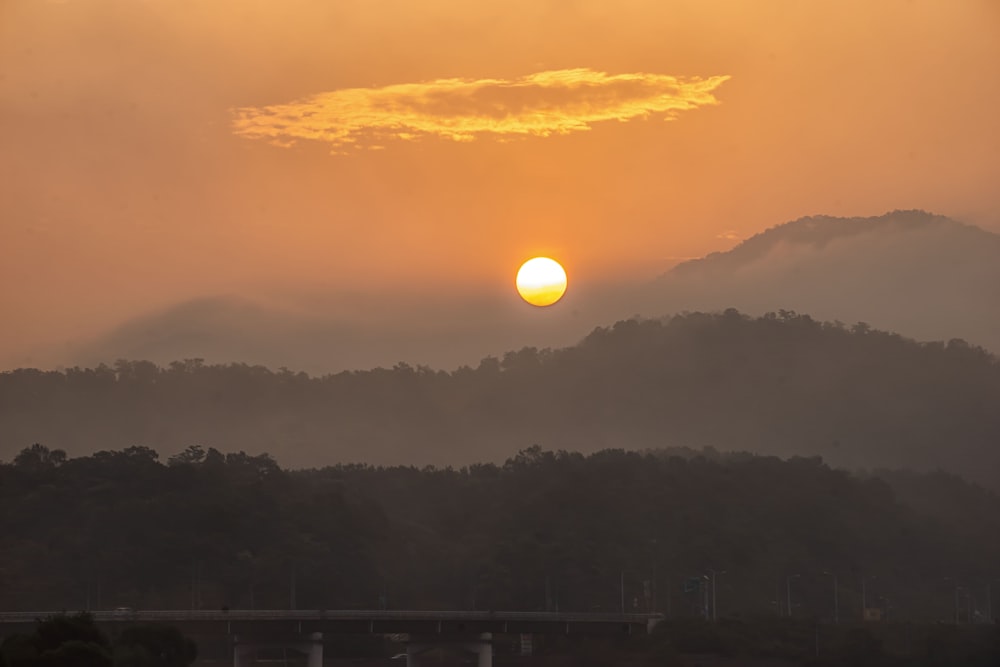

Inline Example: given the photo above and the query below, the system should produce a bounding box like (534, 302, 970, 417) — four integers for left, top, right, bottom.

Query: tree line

(0, 613, 196, 667)
(2, 444, 999, 624)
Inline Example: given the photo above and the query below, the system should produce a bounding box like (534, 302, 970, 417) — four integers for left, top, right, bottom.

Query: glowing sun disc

(516, 257, 568, 307)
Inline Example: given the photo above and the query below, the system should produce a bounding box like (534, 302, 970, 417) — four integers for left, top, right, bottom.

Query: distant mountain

(62, 210, 1000, 374)
(63, 264, 653, 374)
(638, 210, 1000, 353)
(4, 311, 999, 487)
(68, 292, 614, 375)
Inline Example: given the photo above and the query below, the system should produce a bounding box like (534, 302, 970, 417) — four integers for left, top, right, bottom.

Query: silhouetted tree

(0, 614, 111, 667)
(13, 445, 66, 472)
(113, 626, 196, 667)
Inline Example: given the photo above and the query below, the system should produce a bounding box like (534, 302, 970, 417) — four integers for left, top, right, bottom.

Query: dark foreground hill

(2, 310, 999, 486)
(2, 446, 999, 625)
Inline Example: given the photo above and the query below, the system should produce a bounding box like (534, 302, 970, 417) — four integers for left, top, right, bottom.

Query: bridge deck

(0, 610, 663, 636)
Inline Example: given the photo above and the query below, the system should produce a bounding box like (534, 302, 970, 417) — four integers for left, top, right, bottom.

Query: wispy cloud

(716, 230, 742, 241)
(231, 68, 730, 153)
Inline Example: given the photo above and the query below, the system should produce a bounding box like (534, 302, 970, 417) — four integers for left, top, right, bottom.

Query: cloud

(716, 230, 741, 241)
(231, 68, 730, 152)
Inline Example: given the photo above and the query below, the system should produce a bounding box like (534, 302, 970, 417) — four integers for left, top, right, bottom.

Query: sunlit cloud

(231, 68, 730, 153)
(716, 230, 742, 241)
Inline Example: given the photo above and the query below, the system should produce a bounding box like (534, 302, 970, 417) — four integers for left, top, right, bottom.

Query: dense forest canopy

(2, 444, 999, 628)
(0, 613, 197, 667)
(3, 311, 998, 486)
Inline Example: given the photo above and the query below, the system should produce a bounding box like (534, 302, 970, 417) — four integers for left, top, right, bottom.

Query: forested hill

(2, 445, 999, 624)
(2, 310, 999, 486)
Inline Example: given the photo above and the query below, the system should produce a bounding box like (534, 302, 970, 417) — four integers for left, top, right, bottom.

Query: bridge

(0, 610, 664, 667)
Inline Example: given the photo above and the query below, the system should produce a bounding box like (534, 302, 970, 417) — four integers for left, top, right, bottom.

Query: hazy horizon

(4, 0, 999, 372)
(3, 209, 996, 376)
(5, 4, 1000, 661)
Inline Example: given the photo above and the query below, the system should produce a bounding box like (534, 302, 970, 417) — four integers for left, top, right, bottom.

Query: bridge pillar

(233, 641, 253, 667)
(647, 616, 664, 634)
(475, 633, 492, 667)
(307, 632, 323, 667)
(405, 642, 421, 667)
(232, 632, 322, 667)
(406, 633, 491, 667)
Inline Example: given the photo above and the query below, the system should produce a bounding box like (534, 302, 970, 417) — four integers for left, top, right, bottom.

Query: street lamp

(822, 571, 839, 624)
(786, 574, 801, 618)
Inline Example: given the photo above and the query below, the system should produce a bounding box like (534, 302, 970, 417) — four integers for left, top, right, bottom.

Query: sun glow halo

(516, 257, 568, 307)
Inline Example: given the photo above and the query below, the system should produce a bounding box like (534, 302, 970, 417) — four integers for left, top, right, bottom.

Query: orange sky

(2, 0, 999, 369)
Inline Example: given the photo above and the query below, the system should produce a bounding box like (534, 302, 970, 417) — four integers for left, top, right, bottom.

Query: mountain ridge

(642, 210, 1000, 354)
(669, 209, 997, 276)
(24, 210, 1000, 373)
(4, 310, 998, 487)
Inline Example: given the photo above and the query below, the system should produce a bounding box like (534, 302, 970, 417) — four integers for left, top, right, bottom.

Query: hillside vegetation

(3, 445, 1000, 621)
(2, 311, 998, 484)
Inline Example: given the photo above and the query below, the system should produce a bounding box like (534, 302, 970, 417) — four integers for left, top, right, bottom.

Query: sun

(516, 257, 568, 307)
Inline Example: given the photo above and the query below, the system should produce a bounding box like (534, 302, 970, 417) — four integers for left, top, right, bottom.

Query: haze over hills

(58, 210, 1000, 374)
(4, 311, 999, 488)
(8, 211, 1000, 486)
(6, 5, 999, 663)
(64, 291, 605, 377)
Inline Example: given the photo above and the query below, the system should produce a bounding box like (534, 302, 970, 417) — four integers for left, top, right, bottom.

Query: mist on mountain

(639, 210, 1000, 353)
(63, 210, 1000, 375)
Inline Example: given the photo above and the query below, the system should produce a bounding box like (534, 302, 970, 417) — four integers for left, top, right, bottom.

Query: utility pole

(712, 571, 717, 621)
(191, 561, 196, 611)
(862, 577, 866, 618)
(649, 539, 658, 613)
(787, 577, 792, 618)
(861, 575, 876, 620)
(665, 574, 672, 618)
(823, 571, 839, 623)
(834, 577, 839, 623)
(707, 570, 726, 621)
(987, 582, 993, 623)
(786, 574, 800, 618)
